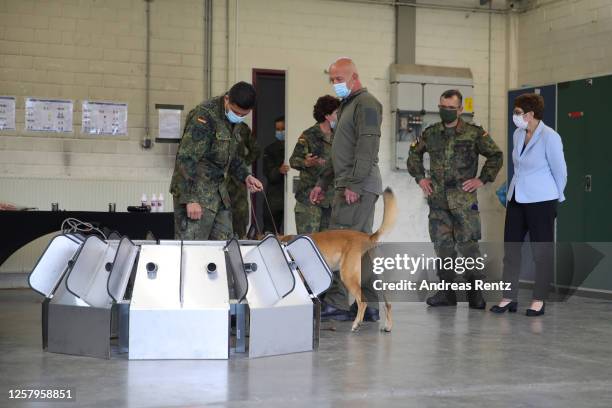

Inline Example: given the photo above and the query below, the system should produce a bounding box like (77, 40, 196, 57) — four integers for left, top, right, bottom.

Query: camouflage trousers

(428, 206, 484, 282)
(228, 179, 249, 239)
(173, 196, 233, 240)
(294, 201, 331, 234)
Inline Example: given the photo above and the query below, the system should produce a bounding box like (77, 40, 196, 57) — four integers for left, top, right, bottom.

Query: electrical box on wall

(390, 64, 474, 171)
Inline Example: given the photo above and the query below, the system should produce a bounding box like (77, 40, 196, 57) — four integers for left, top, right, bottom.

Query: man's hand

(246, 175, 264, 192)
(344, 187, 360, 205)
(304, 154, 325, 168)
(418, 178, 433, 196)
(309, 186, 324, 205)
(462, 178, 484, 193)
(279, 163, 290, 175)
(0, 202, 16, 211)
(186, 202, 203, 220)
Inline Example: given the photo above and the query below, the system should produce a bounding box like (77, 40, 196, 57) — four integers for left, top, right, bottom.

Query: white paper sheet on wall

(0, 96, 16, 131)
(158, 108, 182, 140)
(25, 98, 73, 133)
(82, 101, 128, 136)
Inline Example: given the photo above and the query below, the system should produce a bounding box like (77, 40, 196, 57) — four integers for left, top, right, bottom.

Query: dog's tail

(369, 187, 397, 243)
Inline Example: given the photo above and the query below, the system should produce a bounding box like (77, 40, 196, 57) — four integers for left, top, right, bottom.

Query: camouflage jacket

(289, 124, 334, 207)
(170, 96, 251, 212)
(407, 118, 503, 209)
(229, 123, 261, 187)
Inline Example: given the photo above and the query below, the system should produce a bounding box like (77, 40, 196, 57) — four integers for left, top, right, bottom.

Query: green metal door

(556, 75, 612, 292)
(556, 80, 588, 242)
(583, 75, 612, 242)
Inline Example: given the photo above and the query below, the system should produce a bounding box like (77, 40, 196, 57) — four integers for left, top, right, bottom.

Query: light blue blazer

(508, 121, 567, 203)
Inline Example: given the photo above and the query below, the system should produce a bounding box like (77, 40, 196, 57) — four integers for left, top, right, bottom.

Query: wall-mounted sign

(0, 96, 16, 131)
(82, 101, 128, 136)
(25, 98, 73, 133)
(156, 104, 183, 142)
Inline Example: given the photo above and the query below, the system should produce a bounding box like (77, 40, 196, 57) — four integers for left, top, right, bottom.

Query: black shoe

(426, 290, 457, 307)
(467, 288, 486, 310)
(490, 301, 518, 313)
(526, 302, 545, 317)
(320, 302, 353, 321)
(349, 302, 380, 322)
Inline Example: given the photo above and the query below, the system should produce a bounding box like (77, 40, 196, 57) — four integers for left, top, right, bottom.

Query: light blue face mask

(329, 120, 337, 129)
(275, 130, 285, 141)
(333, 82, 350, 99)
(226, 108, 245, 124)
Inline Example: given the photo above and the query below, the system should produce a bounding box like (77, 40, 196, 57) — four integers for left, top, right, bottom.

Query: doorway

(251, 69, 286, 235)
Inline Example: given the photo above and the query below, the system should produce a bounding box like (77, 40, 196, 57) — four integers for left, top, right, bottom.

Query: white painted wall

(0, 0, 205, 211)
(517, 0, 612, 87)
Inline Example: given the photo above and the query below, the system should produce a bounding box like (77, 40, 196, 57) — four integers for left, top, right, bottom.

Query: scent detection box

(29, 235, 332, 360)
(284, 235, 333, 297)
(128, 241, 231, 360)
(238, 235, 332, 358)
(225, 238, 253, 353)
(284, 235, 333, 351)
(29, 234, 84, 352)
(29, 235, 138, 359)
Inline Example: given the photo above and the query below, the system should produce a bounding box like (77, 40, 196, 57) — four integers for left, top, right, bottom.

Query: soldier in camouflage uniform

(407, 89, 503, 308)
(262, 116, 288, 234)
(170, 82, 263, 241)
(227, 123, 261, 239)
(289, 95, 339, 234)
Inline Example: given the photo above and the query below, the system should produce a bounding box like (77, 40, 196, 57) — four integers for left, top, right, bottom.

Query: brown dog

(279, 187, 397, 333)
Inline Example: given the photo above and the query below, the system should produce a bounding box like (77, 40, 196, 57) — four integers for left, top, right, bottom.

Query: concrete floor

(1, 290, 611, 408)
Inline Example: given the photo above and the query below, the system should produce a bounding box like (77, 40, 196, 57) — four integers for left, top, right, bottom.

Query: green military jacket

(407, 118, 503, 209)
(229, 123, 260, 186)
(263, 139, 285, 211)
(289, 124, 334, 207)
(170, 96, 251, 212)
(318, 88, 383, 195)
(237, 123, 261, 166)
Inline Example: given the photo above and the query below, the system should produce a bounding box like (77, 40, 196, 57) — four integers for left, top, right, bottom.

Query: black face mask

(439, 108, 458, 124)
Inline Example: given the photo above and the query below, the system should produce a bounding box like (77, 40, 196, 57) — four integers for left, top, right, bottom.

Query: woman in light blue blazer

(491, 93, 567, 316)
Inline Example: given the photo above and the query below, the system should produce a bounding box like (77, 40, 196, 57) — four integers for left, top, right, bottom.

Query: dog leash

(260, 190, 279, 236)
(249, 198, 262, 237)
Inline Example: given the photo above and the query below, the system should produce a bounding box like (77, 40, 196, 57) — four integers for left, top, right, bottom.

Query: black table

(0, 211, 174, 266)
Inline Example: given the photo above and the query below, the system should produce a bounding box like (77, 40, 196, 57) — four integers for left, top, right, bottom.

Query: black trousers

(502, 196, 557, 300)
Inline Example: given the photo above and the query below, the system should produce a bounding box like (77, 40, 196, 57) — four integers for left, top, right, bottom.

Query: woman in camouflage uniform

(289, 95, 340, 234)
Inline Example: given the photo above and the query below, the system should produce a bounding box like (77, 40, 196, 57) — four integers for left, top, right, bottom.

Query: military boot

(426, 289, 457, 307)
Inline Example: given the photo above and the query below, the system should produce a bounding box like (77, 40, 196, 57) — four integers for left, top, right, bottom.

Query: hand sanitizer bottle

(151, 194, 158, 212)
(158, 193, 165, 212)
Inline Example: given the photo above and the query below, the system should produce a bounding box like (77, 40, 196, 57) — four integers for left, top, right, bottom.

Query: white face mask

(513, 114, 528, 130)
